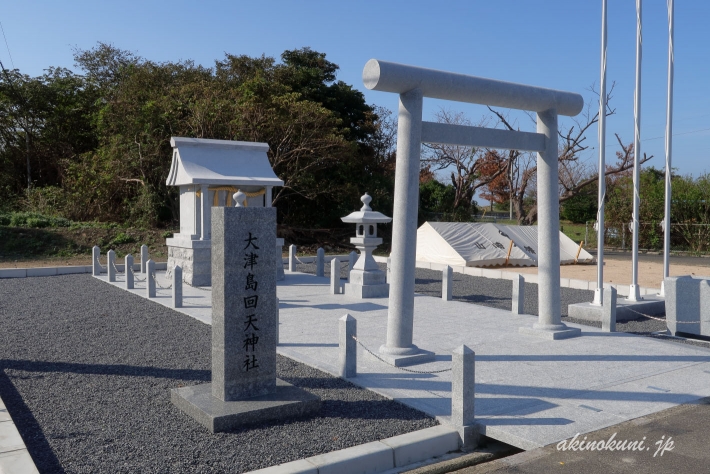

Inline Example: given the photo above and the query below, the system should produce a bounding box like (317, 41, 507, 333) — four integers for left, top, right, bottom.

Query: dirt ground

(512, 251, 710, 289)
(4, 249, 710, 290)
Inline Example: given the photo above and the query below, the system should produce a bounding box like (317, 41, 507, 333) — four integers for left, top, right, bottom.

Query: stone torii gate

(363, 60, 585, 365)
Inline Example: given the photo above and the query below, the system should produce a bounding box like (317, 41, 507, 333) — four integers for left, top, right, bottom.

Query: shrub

(111, 232, 135, 245)
(2, 212, 71, 228)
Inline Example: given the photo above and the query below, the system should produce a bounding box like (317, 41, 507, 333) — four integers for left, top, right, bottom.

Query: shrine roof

(166, 137, 284, 187)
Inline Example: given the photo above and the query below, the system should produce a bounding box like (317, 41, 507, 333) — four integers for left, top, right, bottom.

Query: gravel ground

(0, 275, 436, 474)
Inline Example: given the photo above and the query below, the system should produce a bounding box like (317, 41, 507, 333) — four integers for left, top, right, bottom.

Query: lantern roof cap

(341, 193, 392, 224)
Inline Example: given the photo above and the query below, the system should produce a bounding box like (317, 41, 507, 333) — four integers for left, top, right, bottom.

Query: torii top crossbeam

(363, 60, 583, 116)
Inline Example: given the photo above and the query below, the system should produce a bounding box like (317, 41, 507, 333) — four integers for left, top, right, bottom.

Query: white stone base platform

(568, 296, 666, 322)
(95, 271, 710, 451)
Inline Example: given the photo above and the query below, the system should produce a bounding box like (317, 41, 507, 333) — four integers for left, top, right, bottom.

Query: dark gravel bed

(0, 275, 436, 474)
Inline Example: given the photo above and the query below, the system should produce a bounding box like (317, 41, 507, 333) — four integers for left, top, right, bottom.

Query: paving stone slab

(0, 449, 39, 474)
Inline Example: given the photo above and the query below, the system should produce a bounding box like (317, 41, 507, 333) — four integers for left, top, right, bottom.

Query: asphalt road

(451, 397, 710, 474)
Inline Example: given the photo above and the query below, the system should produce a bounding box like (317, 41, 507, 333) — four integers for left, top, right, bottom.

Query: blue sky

(2, 0, 709, 180)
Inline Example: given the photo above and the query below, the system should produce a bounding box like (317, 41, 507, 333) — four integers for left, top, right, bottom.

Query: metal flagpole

(593, 0, 608, 306)
(661, 0, 674, 296)
(629, 0, 642, 302)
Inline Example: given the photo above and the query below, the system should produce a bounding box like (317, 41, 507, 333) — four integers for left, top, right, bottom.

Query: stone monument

(341, 193, 392, 298)
(171, 192, 319, 433)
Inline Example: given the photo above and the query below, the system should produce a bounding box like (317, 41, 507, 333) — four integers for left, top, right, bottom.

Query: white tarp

(416, 222, 594, 267)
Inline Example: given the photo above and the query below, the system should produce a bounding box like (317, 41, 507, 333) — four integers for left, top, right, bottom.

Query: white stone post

(265, 186, 273, 207)
(200, 184, 211, 241)
(519, 109, 580, 339)
(140, 245, 149, 273)
(386, 257, 391, 284)
(146, 259, 156, 298)
(330, 258, 341, 295)
(276, 238, 285, 281)
(173, 265, 183, 308)
(288, 244, 296, 272)
(92, 246, 101, 276)
(316, 247, 325, 277)
(125, 254, 134, 289)
(107, 250, 116, 282)
(452, 345, 477, 449)
(537, 109, 561, 327)
(381, 88, 427, 359)
(512, 274, 525, 315)
(602, 286, 617, 332)
(339, 314, 357, 378)
(276, 297, 280, 345)
(442, 266, 453, 301)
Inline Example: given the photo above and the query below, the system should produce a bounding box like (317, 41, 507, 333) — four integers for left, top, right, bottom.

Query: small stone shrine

(171, 192, 319, 433)
(341, 193, 392, 298)
(165, 137, 284, 286)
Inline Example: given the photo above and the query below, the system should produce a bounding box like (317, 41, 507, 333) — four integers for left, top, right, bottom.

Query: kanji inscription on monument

(211, 206, 278, 400)
(171, 197, 319, 433)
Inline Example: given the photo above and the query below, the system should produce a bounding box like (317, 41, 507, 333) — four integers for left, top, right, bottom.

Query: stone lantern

(341, 193, 392, 298)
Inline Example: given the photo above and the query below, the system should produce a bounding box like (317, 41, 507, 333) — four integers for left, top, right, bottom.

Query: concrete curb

(392, 441, 518, 474)
(372, 256, 662, 296)
(0, 262, 168, 279)
(247, 425, 460, 474)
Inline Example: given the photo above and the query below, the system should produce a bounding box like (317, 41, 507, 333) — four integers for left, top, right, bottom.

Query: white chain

(111, 260, 123, 274)
(128, 266, 146, 282)
(182, 279, 211, 292)
(351, 335, 452, 374)
(152, 272, 172, 289)
(623, 305, 700, 324)
(94, 256, 106, 272)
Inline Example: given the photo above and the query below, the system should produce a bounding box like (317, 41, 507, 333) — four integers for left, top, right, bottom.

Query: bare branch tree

(421, 109, 508, 212)
(485, 83, 652, 224)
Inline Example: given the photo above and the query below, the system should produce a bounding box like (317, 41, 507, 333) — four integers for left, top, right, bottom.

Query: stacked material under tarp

(415, 222, 594, 267)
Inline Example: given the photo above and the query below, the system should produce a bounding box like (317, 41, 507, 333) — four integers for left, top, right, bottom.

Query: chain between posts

(111, 260, 123, 274)
(292, 255, 349, 268)
(351, 335, 452, 374)
(182, 279, 211, 292)
(128, 266, 146, 282)
(152, 272, 172, 290)
(622, 305, 701, 324)
(94, 256, 106, 272)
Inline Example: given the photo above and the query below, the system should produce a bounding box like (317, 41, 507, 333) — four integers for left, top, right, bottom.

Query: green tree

(560, 190, 597, 224)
